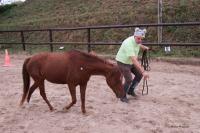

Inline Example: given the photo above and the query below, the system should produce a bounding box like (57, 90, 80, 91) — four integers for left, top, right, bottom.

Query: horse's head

(106, 66, 125, 98)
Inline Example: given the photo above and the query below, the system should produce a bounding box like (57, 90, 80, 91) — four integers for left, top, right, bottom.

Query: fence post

(87, 28, 91, 52)
(20, 31, 25, 51)
(49, 30, 53, 52)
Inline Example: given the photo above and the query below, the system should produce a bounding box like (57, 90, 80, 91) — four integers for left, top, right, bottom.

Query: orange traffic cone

(3, 49, 12, 67)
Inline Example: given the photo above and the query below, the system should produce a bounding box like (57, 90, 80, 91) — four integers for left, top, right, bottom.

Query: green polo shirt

(116, 36, 140, 65)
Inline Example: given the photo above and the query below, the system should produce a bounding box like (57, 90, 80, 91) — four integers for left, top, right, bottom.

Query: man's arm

(131, 56, 144, 74)
(139, 44, 149, 51)
(131, 56, 149, 80)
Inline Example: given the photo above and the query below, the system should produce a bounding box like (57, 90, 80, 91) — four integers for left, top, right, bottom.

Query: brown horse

(20, 50, 125, 113)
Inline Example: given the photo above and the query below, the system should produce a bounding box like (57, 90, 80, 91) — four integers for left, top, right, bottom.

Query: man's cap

(134, 27, 147, 38)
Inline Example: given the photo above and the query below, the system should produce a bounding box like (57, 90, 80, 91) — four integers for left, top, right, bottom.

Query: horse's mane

(70, 50, 114, 67)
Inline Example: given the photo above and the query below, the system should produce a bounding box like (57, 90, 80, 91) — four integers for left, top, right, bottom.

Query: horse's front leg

(80, 83, 87, 113)
(64, 84, 77, 110)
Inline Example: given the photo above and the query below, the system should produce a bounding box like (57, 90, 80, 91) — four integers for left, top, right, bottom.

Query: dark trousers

(117, 61, 143, 95)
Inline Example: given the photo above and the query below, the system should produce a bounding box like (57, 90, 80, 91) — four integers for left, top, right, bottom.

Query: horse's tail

(20, 57, 31, 106)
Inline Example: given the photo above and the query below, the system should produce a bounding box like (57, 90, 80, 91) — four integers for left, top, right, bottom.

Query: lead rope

(141, 50, 150, 95)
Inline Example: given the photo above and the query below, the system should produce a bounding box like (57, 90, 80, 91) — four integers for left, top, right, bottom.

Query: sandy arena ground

(0, 54, 200, 133)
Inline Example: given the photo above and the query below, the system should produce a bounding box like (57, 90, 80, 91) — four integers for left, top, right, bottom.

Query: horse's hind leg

(64, 84, 77, 110)
(27, 82, 39, 103)
(80, 83, 87, 113)
(38, 81, 54, 111)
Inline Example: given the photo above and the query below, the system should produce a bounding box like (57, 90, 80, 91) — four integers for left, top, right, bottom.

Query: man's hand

(145, 46, 150, 51)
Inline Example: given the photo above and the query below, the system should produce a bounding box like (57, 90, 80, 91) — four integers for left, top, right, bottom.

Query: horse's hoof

(50, 107, 55, 111)
(19, 104, 25, 109)
(82, 110, 86, 114)
(60, 108, 69, 113)
(63, 107, 70, 111)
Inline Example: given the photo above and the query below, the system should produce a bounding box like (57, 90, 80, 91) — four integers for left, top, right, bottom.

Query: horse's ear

(107, 59, 116, 66)
(89, 51, 97, 56)
(111, 65, 121, 73)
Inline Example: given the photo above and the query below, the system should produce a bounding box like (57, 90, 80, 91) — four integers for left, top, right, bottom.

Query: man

(116, 27, 149, 103)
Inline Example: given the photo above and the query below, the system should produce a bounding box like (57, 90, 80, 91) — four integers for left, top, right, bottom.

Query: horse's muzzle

(116, 93, 125, 98)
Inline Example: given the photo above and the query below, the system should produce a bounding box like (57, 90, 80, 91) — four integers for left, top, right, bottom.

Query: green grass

(0, 0, 200, 57)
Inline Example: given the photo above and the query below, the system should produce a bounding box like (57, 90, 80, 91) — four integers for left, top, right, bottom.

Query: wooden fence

(0, 22, 200, 52)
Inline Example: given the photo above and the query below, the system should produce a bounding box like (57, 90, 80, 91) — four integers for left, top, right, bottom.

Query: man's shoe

(120, 97, 129, 103)
(128, 92, 138, 97)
